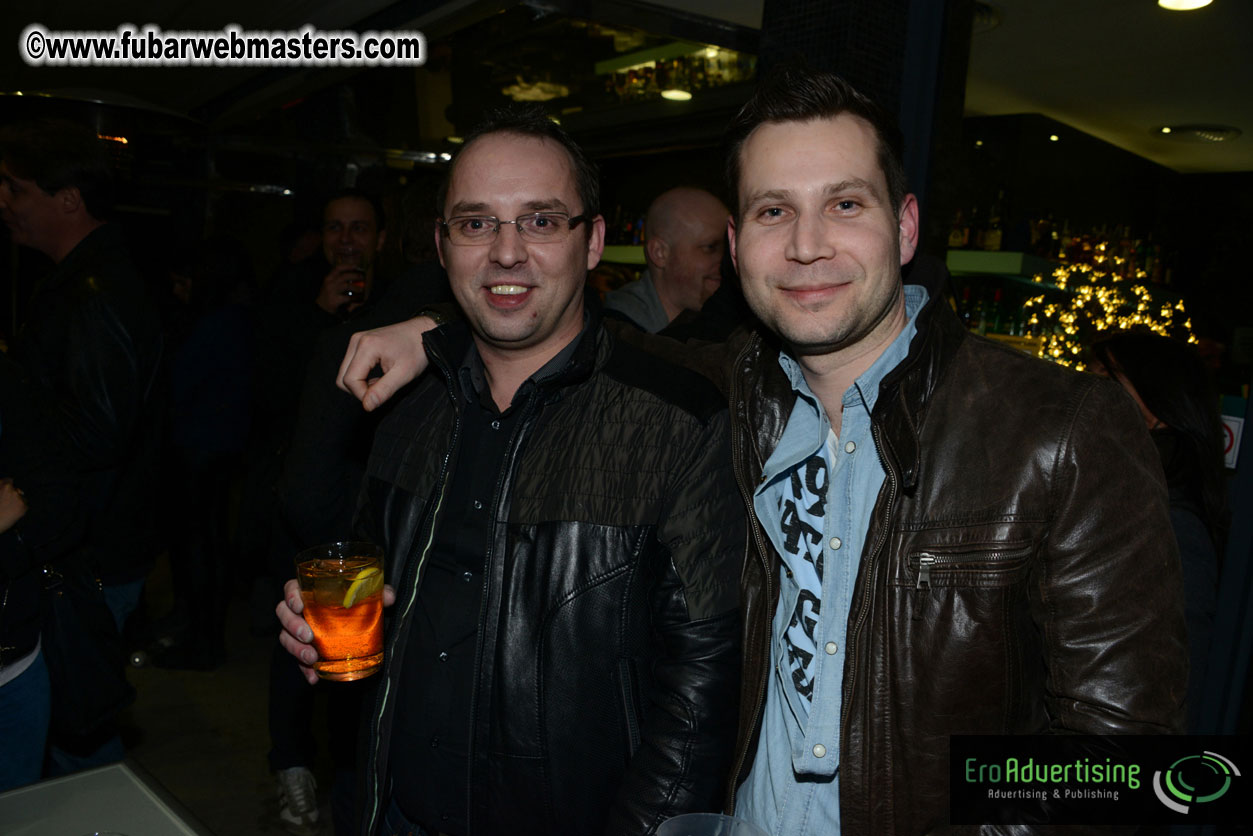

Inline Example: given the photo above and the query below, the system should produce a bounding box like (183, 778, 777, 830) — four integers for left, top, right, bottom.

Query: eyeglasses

(439, 212, 587, 246)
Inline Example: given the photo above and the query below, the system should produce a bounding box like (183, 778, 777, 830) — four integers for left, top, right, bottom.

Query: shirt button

(438, 651, 448, 662)
(844, 441, 856, 454)
(491, 420, 501, 430)
(830, 537, 842, 550)
(472, 499, 483, 510)
(825, 641, 838, 655)
(462, 571, 473, 583)
(813, 744, 827, 758)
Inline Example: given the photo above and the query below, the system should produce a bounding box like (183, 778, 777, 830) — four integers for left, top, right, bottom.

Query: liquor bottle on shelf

(989, 288, 1004, 334)
(948, 209, 969, 249)
(959, 286, 974, 328)
(966, 205, 984, 251)
(982, 190, 1004, 252)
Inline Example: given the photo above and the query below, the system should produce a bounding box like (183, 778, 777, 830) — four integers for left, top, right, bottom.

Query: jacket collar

(424, 299, 604, 402)
(871, 253, 966, 492)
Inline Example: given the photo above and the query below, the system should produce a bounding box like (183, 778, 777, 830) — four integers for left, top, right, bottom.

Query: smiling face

(729, 114, 918, 360)
(436, 132, 604, 358)
(322, 196, 385, 289)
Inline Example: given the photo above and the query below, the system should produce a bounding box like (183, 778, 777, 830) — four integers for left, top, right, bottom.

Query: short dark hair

(437, 105, 599, 225)
(323, 187, 386, 231)
(723, 65, 907, 218)
(0, 118, 116, 218)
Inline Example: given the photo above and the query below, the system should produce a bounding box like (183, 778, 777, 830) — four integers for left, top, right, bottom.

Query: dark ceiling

(1, 0, 1249, 172)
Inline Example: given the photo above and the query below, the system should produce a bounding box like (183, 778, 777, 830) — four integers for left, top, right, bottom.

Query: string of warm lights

(1022, 241, 1195, 370)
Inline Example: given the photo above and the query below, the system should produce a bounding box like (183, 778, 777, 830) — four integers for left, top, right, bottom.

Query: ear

(585, 215, 606, 270)
(58, 186, 84, 215)
(727, 216, 739, 274)
(645, 236, 668, 269)
(897, 193, 920, 266)
(434, 223, 447, 269)
(375, 229, 387, 253)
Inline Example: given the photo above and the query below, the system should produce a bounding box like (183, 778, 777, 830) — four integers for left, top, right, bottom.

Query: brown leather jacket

(718, 261, 1187, 833)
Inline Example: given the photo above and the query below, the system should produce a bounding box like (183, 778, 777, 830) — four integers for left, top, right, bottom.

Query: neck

(474, 323, 582, 412)
(49, 217, 105, 265)
(651, 271, 684, 323)
(794, 293, 907, 436)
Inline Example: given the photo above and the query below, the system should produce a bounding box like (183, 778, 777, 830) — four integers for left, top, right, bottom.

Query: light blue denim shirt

(736, 285, 928, 836)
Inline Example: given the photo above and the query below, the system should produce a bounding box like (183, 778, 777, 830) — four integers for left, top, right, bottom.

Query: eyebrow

(446, 198, 572, 216)
(823, 178, 882, 201)
(742, 178, 883, 209)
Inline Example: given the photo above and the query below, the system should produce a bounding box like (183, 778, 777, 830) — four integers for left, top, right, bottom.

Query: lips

(484, 283, 534, 308)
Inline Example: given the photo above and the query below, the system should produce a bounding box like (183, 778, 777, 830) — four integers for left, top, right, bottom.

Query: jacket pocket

(906, 542, 1033, 620)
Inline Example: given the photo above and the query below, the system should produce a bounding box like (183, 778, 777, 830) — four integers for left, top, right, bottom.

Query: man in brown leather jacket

(329, 69, 1188, 835)
(715, 68, 1186, 835)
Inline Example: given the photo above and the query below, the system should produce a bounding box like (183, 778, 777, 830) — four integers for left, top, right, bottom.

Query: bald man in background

(603, 186, 729, 332)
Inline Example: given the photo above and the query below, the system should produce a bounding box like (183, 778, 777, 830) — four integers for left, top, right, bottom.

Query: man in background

(0, 118, 163, 769)
(603, 186, 728, 332)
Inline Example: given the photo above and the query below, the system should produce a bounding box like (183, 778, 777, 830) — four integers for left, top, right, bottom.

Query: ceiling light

(1157, 0, 1212, 10)
(661, 89, 692, 101)
(1155, 124, 1242, 142)
(974, 139, 984, 147)
(1049, 134, 1059, 142)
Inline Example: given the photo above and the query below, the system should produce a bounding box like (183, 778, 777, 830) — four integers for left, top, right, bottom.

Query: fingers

(382, 583, 396, 607)
(276, 580, 319, 684)
(337, 330, 369, 398)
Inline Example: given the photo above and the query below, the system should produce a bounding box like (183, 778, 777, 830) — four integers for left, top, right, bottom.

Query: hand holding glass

(294, 542, 384, 681)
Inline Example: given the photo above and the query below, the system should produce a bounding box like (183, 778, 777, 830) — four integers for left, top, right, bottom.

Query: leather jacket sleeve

(604, 408, 746, 835)
(1035, 376, 1187, 735)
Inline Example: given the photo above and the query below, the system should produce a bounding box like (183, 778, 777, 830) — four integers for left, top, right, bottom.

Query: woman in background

(1090, 332, 1227, 732)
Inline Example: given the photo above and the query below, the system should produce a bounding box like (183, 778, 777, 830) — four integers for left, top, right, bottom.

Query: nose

(784, 211, 836, 264)
(488, 221, 528, 269)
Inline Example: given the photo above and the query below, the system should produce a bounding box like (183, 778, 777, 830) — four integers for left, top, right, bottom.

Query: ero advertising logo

(950, 735, 1247, 826)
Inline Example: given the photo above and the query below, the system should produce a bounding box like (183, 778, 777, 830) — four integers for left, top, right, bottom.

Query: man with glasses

(277, 107, 744, 836)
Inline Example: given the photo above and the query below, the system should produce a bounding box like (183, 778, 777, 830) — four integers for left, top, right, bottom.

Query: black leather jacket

(357, 314, 746, 836)
(723, 259, 1188, 833)
(8, 224, 163, 583)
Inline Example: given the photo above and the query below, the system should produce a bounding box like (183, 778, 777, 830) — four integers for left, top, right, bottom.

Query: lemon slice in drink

(342, 566, 383, 608)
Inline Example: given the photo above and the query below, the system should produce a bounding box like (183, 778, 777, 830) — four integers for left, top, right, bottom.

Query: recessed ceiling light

(1154, 124, 1242, 142)
(975, 139, 984, 147)
(1049, 134, 1059, 142)
(1158, 0, 1213, 9)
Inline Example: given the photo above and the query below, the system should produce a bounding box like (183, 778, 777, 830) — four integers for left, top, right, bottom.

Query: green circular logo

(1153, 752, 1240, 814)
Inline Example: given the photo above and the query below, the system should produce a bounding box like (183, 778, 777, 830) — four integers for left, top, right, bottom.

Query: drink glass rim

(294, 540, 383, 568)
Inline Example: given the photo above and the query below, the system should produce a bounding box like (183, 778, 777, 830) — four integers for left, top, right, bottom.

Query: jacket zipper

(364, 350, 461, 836)
(836, 420, 899, 822)
(726, 338, 775, 814)
(912, 555, 934, 620)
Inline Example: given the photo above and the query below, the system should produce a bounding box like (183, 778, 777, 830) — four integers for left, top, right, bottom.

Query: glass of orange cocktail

(295, 541, 384, 681)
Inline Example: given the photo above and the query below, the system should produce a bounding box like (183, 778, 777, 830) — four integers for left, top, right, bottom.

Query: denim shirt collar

(775, 284, 930, 426)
